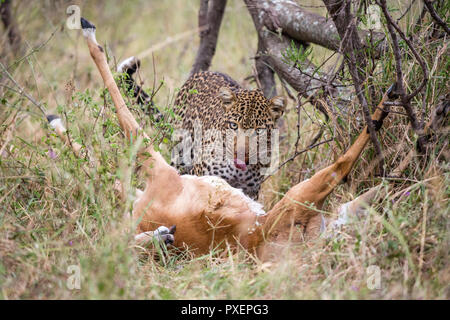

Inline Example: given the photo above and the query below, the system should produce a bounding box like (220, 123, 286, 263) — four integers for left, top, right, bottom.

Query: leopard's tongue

(234, 158, 247, 171)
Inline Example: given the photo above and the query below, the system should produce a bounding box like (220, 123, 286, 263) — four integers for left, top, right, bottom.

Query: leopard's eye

(228, 122, 238, 130)
(255, 128, 265, 135)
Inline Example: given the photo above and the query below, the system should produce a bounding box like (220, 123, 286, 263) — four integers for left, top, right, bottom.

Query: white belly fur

(181, 175, 266, 216)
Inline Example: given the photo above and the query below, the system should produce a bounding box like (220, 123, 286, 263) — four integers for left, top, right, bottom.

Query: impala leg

(264, 88, 393, 244)
(135, 225, 176, 247)
(81, 17, 183, 206)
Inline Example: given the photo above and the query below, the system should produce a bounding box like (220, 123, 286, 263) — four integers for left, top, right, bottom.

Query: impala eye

(228, 122, 238, 130)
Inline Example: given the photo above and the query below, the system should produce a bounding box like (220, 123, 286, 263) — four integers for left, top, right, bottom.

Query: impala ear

(219, 87, 236, 111)
(269, 96, 286, 121)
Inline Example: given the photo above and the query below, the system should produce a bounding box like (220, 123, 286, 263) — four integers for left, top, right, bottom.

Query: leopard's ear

(218, 87, 236, 111)
(269, 96, 286, 121)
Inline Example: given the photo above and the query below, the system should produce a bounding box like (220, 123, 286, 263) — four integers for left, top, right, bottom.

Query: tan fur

(82, 21, 390, 260)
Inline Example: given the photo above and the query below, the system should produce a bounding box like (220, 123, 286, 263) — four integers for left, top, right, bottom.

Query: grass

(0, 0, 449, 299)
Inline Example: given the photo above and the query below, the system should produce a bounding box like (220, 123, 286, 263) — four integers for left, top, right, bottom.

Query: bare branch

(378, 0, 424, 139)
(261, 137, 334, 183)
(423, 0, 450, 35)
(323, 0, 385, 174)
(377, 0, 428, 102)
(0, 62, 46, 115)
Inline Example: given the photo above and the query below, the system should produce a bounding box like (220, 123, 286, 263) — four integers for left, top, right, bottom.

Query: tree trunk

(1, 0, 22, 56)
(190, 0, 227, 76)
(255, 36, 277, 98)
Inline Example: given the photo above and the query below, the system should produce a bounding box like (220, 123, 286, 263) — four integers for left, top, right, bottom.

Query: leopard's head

(216, 86, 286, 180)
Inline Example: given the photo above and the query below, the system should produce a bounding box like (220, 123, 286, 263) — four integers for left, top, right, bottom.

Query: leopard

(171, 71, 286, 199)
(116, 57, 286, 199)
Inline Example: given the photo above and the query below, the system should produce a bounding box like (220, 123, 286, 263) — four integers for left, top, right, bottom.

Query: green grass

(0, 0, 449, 299)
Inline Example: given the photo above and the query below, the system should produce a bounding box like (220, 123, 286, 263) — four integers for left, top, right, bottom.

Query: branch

(423, 0, 450, 35)
(391, 95, 449, 176)
(261, 137, 334, 183)
(190, 0, 227, 76)
(378, 0, 428, 102)
(257, 0, 387, 58)
(0, 61, 46, 115)
(244, 0, 352, 112)
(378, 0, 426, 153)
(323, 0, 384, 174)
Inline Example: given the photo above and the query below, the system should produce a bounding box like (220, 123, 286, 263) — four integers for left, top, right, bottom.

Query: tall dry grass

(0, 0, 448, 299)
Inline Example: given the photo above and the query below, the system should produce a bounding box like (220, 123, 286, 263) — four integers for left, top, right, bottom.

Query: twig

(136, 26, 207, 61)
(6, 27, 57, 70)
(423, 0, 450, 35)
(261, 138, 333, 183)
(378, 0, 429, 102)
(323, 0, 385, 175)
(396, 0, 417, 23)
(378, 0, 425, 149)
(0, 61, 47, 115)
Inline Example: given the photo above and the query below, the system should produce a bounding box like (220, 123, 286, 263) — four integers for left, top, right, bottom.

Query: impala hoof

(80, 17, 96, 30)
(135, 225, 176, 247)
(153, 226, 175, 245)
